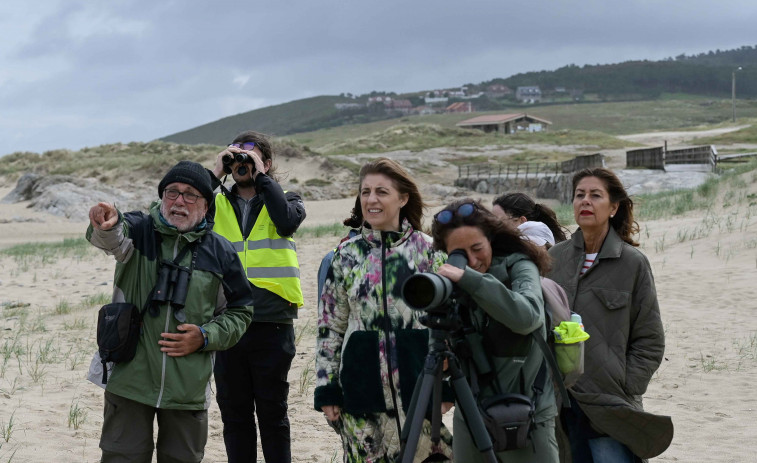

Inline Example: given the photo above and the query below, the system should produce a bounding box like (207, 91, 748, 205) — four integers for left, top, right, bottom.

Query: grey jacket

(548, 227, 673, 459)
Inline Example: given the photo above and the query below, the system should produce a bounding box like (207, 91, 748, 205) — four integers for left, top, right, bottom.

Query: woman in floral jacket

(315, 158, 453, 463)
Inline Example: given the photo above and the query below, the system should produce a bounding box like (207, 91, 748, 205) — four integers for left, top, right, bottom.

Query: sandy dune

(1, 124, 756, 461)
(1, 173, 756, 462)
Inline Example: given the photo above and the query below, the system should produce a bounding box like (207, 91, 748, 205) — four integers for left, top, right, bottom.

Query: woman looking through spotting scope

(431, 198, 559, 463)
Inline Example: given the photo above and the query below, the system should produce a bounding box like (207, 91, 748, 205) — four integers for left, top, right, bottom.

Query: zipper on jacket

(380, 231, 403, 435)
(155, 305, 172, 408)
(155, 234, 183, 408)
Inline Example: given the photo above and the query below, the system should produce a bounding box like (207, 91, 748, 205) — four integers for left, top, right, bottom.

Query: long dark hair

(492, 192, 568, 242)
(343, 158, 425, 231)
(232, 130, 278, 182)
(431, 198, 551, 275)
(572, 168, 640, 247)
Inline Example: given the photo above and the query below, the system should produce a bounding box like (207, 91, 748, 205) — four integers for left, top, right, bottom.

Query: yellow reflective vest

(214, 193, 304, 307)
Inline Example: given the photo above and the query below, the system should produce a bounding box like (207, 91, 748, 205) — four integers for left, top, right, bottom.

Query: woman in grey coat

(548, 168, 673, 462)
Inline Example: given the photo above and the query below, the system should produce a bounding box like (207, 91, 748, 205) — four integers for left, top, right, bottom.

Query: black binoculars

(152, 260, 192, 309)
(222, 152, 256, 175)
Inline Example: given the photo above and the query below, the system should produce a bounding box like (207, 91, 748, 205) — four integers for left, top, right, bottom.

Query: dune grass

(0, 238, 92, 273)
(294, 222, 347, 239)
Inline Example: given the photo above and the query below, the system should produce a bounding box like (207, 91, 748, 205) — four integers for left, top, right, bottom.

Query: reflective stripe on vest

(214, 194, 304, 307)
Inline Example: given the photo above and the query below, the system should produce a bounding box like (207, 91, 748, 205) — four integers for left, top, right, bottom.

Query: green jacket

(548, 227, 673, 459)
(87, 202, 254, 410)
(455, 253, 557, 424)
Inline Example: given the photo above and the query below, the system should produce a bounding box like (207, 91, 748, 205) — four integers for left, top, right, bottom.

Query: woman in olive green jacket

(548, 168, 673, 462)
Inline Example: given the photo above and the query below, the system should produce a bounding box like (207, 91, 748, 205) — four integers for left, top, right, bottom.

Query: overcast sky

(1, 0, 755, 156)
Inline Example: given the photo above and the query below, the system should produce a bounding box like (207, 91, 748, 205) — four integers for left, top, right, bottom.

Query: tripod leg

(430, 365, 443, 446)
(447, 358, 500, 463)
(400, 354, 442, 463)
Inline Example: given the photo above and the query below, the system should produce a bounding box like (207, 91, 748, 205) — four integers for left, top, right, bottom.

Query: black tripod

(399, 326, 499, 463)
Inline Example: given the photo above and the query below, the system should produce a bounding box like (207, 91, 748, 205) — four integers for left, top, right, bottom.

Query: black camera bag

(478, 393, 535, 452)
(97, 302, 143, 383)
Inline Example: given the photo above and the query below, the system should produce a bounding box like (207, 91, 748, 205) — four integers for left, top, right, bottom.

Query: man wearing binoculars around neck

(210, 130, 306, 463)
(86, 160, 255, 462)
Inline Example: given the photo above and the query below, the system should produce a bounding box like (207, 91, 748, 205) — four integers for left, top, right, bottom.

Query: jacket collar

(361, 217, 414, 249)
(488, 253, 528, 282)
(572, 226, 623, 260)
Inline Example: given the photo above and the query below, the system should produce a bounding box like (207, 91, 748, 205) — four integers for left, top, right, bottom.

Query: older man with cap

(86, 160, 254, 463)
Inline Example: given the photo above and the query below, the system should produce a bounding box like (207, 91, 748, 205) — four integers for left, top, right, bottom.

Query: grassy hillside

(692, 118, 757, 146)
(290, 96, 757, 152)
(161, 95, 402, 145)
(157, 45, 757, 146)
(164, 95, 757, 149)
(311, 123, 633, 157)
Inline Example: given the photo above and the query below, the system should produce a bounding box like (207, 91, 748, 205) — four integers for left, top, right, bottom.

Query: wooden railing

(457, 153, 605, 180)
(627, 147, 664, 169)
(626, 145, 718, 170)
(666, 145, 716, 166)
(457, 162, 560, 179)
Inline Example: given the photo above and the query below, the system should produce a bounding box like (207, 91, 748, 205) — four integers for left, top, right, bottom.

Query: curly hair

(431, 198, 551, 275)
(343, 158, 425, 231)
(572, 168, 640, 247)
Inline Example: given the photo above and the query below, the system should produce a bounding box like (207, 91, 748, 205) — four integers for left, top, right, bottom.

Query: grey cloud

(1, 0, 756, 155)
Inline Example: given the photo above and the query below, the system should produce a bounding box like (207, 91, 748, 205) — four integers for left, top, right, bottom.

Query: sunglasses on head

(434, 202, 477, 225)
(228, 142, 256, 151)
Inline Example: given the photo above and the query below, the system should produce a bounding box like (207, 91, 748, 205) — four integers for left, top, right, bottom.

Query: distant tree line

(475, 45, 757, 100)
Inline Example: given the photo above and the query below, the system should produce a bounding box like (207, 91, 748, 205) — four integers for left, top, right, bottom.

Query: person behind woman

(315, 158, 453, 462)
(492, 192, 569, 247)
(431, 198, 559, 463)
(548, 168, 673, 462)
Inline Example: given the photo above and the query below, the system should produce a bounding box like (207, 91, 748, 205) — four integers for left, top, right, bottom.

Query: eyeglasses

(434, 202, 477, 225)
(164, 189, 203, 204)
(228, 142, 256, 151)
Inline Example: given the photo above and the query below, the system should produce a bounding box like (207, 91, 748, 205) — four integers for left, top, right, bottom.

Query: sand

(1, 178, 756, 462)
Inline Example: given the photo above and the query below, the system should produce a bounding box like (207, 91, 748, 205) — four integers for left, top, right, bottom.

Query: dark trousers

(215, 322, 296, 463)
(100, 391, 208, 463)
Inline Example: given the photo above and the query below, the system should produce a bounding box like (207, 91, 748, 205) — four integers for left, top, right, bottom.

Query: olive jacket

(87, 203, 254, 410)
(548, 227, 673, 459)
(455, 253, 557, 423)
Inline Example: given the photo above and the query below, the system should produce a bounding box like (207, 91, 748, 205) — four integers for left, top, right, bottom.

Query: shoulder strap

(532, 334, 570, 409)
(504, 262, 570, 409)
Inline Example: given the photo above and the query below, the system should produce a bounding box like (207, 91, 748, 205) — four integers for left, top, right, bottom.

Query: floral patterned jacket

(314, 219, 445, 415)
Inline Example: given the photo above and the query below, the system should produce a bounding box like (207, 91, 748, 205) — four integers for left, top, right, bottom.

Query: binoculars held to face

(222, 152, 256, 175)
